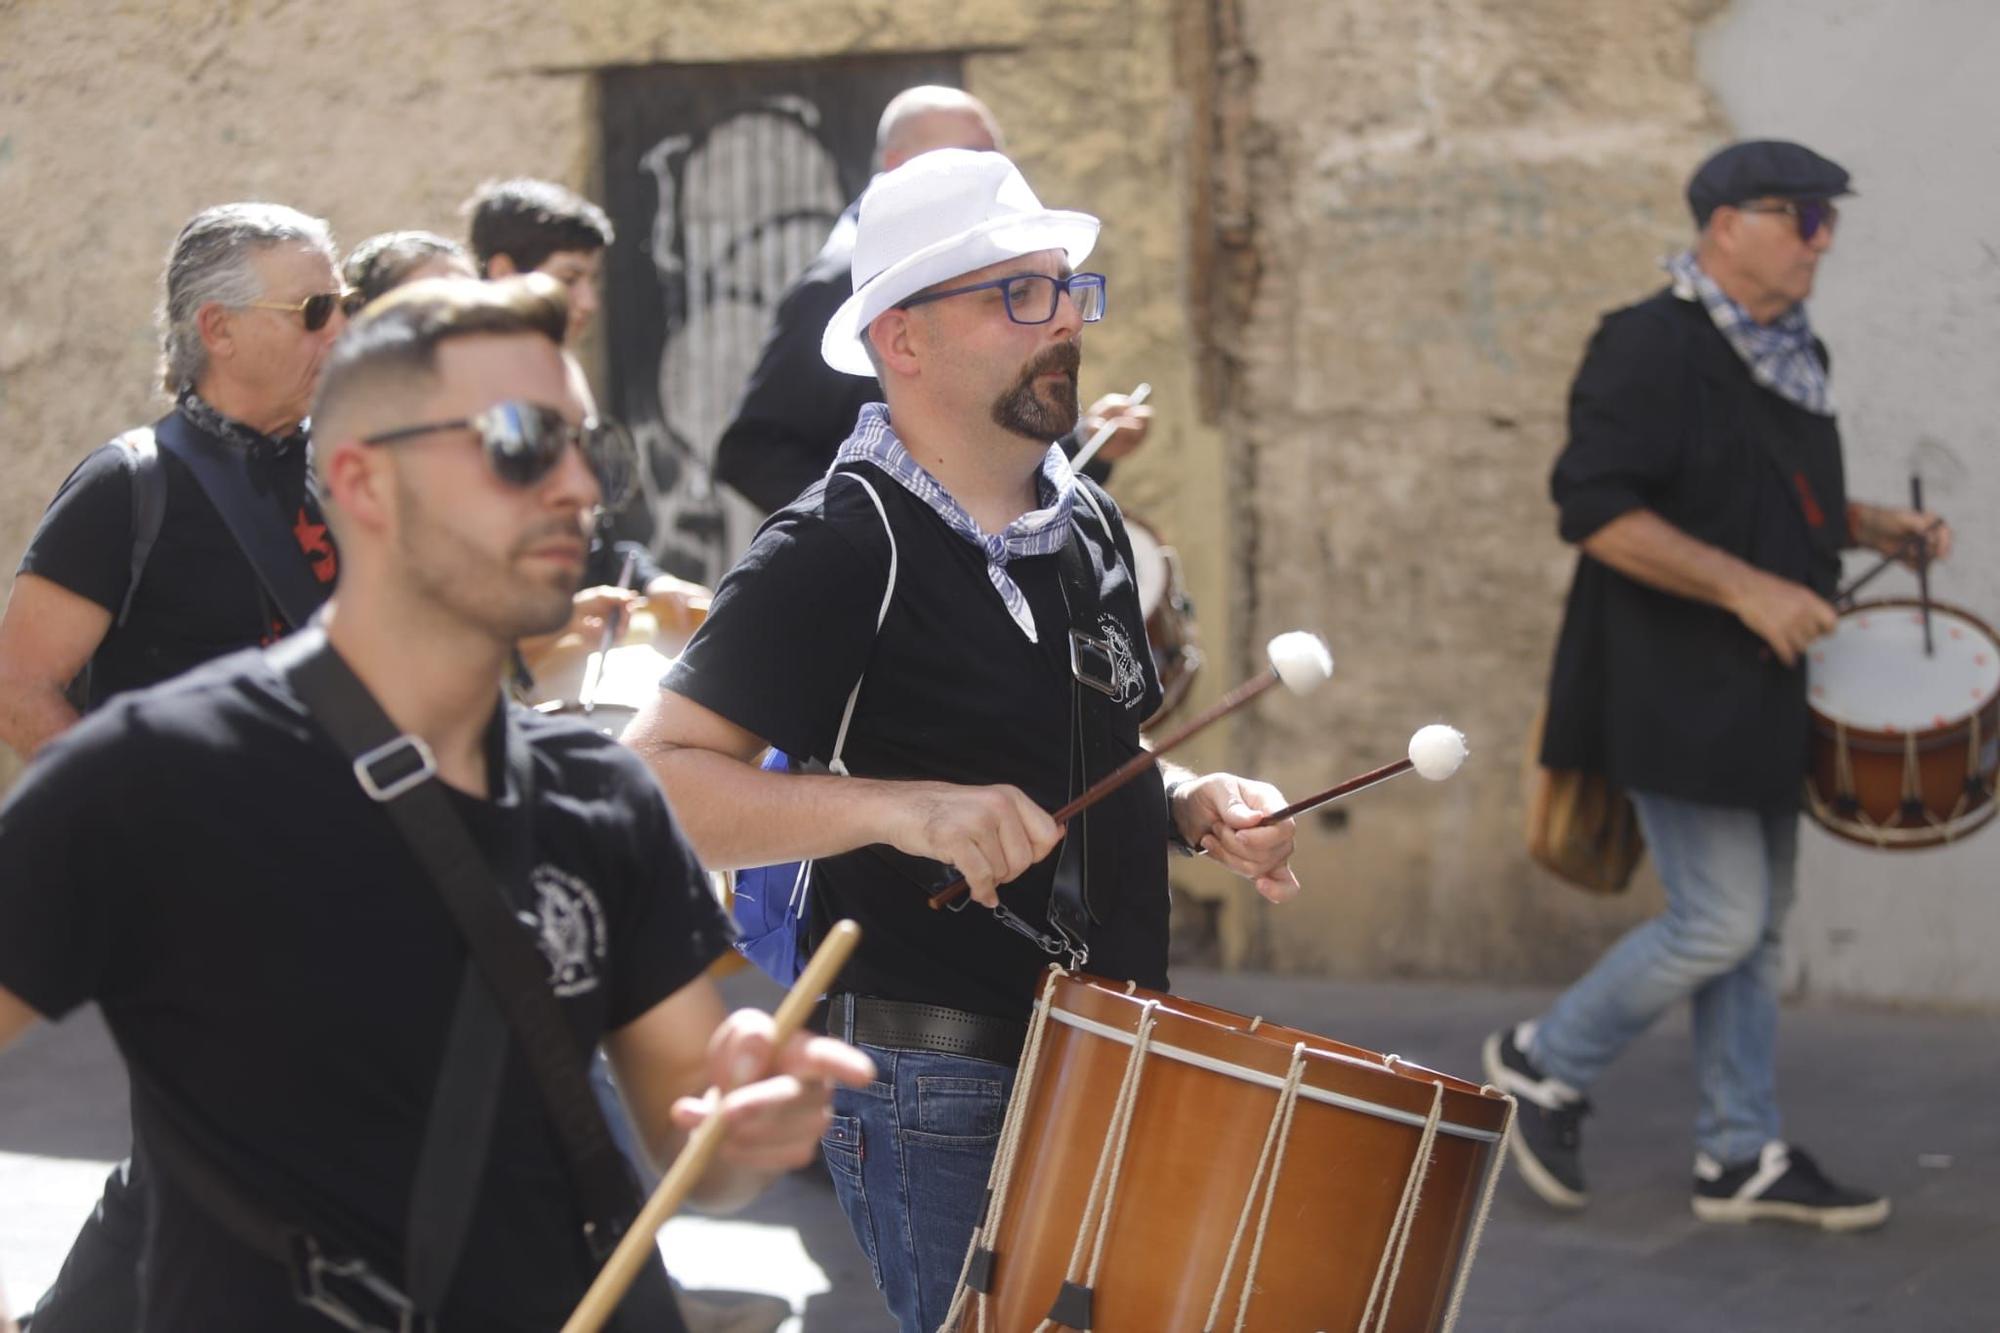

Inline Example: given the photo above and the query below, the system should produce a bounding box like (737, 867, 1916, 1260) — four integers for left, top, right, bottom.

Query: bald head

(875, 86, 1003, 172)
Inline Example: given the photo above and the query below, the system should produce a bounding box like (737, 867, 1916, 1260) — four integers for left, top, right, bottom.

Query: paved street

(4, 968, 1995, 1330)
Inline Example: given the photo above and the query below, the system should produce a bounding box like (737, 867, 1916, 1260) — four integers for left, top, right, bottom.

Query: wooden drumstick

(1912, 475, 1935, 657)
(580, 548, 641, 715)
(1250, 726, 1468, 827)
(1835, 518, 1942, 608)
(559, 920, 862, 1333)
(1065, 381, 1151, 475)
(926, 632, 1334, 910)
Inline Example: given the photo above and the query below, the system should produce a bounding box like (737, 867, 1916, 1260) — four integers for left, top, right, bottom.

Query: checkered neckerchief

(832, 403, 1075, 642)
(1665, 249, 1832, 417)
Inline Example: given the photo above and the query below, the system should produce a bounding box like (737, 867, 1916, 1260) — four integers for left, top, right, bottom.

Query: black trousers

(24, 1157, 141, 1331)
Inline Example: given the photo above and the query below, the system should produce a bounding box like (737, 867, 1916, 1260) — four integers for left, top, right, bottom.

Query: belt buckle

(290, 1233, 429, 1333)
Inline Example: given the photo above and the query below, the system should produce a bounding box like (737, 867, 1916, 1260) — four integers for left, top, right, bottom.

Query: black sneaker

(1692, 1141, 1890, 1231)
(1481, 1022, 1590, 1209)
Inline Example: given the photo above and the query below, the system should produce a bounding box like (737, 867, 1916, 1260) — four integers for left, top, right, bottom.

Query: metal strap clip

(290, 1233, 431, 1333)
(352, 735, 438, 803)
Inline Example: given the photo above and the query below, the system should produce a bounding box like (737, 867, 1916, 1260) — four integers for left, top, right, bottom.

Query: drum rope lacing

(1359, 1062, 1445, 1332)
(941, 966, 1069, 1333)
(1032, 997, 1163, 1331)
(1200, 1042, 1307, 1333)
(1811, 714, 1988, 847)
(1443, 1086, 1517, 1333)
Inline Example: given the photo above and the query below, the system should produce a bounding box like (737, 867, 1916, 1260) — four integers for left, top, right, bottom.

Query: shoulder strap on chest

(826, 469, 897, 775)
(112, 427, 164, 628)
(153, 410, 326, 630)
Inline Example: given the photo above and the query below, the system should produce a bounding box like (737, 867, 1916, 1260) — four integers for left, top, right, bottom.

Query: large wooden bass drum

(944, 971, 1514, 1333)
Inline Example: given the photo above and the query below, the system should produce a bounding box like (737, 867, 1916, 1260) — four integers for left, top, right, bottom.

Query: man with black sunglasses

(0, 275, 871, 1331)
(628, 149, 1300, 1333)
(1488, 140, 1952, 1232)
(0, 202, 346, 762)
(0, 201, 347, 1330)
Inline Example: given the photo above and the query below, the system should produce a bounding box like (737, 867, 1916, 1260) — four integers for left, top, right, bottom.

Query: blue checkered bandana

(1665, 249, 1832, 417)
(833, 403, 1075, 642)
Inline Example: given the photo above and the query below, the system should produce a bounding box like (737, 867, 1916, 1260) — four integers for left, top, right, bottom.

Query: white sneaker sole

(1692, 1194, 1891, 1231)
(1482, 1033, 1588, 1211)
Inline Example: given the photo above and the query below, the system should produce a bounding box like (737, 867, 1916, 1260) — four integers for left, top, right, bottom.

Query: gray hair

(158, 203, 336, 392)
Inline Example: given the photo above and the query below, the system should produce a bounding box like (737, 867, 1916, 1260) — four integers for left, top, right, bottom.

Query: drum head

(1124, 517, 1167, 618)
(1810, 603, 2000, 733)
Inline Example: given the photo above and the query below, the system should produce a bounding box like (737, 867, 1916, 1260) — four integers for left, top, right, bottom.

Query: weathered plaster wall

(1216, 0, 1732, 981)
(0, 0, 1235, 795)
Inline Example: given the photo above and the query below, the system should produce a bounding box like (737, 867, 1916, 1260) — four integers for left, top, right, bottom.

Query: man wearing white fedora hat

(629, 149, 1301, 1331)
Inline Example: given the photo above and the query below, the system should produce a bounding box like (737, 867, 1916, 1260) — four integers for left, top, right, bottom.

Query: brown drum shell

(1806, 598, 2000, 851)
(962, 973, 1509, 1333)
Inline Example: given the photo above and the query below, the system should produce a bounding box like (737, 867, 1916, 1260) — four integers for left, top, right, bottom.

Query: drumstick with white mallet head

(926, 631, 1335, 910)
(1246, 724, 1469, 827)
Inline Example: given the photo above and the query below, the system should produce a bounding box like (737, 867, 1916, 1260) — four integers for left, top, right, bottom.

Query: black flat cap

(1687, 139, 1853, 226)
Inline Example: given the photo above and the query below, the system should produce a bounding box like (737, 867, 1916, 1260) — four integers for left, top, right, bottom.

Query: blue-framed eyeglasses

(898, 272, 1107, 325)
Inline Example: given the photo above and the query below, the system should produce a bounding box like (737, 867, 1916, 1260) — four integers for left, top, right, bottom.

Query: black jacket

(1540, 288, 1848, 811)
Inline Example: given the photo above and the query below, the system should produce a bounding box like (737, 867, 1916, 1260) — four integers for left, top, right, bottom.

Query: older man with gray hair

(0, 202, 344, 763)
(0, 200, 343, 1330)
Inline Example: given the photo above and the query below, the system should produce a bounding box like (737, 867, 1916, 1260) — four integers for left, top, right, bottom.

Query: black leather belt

(822, 994, 1028, 1067)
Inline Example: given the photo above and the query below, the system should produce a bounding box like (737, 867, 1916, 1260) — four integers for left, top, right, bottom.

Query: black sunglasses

(361, 401, 637, 508)
(244, 291, 345, 332)
(1735, 198, 1839, 243)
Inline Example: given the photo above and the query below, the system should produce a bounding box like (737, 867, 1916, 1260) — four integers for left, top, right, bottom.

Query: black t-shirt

(0, 648, 732, 1330)
(18, 408, 338, 707)
(666, 462, 1170, 1020)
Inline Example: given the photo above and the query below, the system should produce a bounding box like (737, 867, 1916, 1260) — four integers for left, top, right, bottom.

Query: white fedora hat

(821, 149, 1099, 377)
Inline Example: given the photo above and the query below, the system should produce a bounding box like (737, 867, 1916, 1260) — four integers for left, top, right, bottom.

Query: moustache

(510, 515, 594, 554)
(1024, 340, 1082, 382)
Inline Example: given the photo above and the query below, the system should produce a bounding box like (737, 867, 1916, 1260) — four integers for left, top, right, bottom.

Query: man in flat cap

(1486, 140, 1951, 1229)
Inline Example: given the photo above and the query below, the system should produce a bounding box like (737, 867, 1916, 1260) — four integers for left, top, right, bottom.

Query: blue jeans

(1531, 788, 1798, 1165)
(822, 1042, 1014, 1333)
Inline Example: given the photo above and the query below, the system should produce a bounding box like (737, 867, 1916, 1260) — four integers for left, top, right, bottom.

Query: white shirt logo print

(1097, 613, 1148, 708)
(521, 864, 609, 997)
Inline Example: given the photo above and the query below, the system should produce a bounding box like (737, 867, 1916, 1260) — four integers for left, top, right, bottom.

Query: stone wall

(6, 0, 1993, 1002)
(1215, 0, 1732, 980)
(0, 0, 1235, 796)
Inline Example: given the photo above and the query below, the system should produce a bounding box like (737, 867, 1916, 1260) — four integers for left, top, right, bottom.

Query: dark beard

(991, 339, 1081, 442)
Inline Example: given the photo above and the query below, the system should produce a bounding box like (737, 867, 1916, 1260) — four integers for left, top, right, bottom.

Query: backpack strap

(826, 470, 897, 776)
(112, 427, 165, 628)
(154, 410, 327, 630)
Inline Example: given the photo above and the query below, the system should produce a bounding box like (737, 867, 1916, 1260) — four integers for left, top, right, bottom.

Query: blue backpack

(730, 472, 897, 983)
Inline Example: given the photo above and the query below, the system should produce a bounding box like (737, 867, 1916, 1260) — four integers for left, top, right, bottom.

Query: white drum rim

(1810, 598, 2000, 734)
(1048, 1008, 1504, 1143)
(1805, 783, 1999, 848)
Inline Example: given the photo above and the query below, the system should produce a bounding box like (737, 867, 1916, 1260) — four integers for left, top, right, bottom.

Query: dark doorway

(599, 55, 963, 581)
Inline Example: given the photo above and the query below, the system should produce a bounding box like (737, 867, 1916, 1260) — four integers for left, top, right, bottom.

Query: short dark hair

(311, 273, 570, 445)
(462, 178, 614, 274)
(341, 231, 472, 314)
